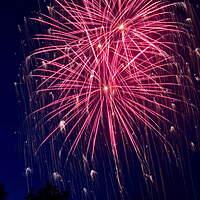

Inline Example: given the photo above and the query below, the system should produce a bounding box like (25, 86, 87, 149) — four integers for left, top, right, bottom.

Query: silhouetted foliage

(0, 184, 7, 200)
(26, 183, 69, 200)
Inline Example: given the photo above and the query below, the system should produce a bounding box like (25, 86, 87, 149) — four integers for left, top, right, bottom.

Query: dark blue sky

(0, 0, 200, 200)
(0, 0, 38, 199)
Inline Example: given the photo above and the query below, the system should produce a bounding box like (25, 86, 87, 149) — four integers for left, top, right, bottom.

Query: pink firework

(27, 0, 194, 183)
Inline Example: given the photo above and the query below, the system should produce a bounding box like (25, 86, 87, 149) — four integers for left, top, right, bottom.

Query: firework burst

(25, 0, 198, 192)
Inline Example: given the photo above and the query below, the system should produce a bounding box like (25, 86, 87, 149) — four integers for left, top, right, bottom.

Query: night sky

(0, 0, 38, 199)
(0, 0, 200, 200)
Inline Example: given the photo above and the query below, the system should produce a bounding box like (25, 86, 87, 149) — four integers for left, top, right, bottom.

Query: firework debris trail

(21, 0, 200, 199)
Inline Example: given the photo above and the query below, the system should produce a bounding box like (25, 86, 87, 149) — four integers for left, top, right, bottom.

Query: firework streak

(26, 0, 198, 195)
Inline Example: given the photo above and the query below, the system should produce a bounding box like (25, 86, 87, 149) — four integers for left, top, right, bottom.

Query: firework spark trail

(27, 0, 195, 191)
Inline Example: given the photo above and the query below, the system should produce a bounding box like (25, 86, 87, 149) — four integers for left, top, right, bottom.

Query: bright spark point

(118, 24, 125, 30)
(103, 86, 109, 92)
(97, 43, 102, 48)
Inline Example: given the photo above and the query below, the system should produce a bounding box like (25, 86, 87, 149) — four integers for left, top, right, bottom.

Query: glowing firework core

(103, 86, 109, 92)
(118, 23, 125, 31)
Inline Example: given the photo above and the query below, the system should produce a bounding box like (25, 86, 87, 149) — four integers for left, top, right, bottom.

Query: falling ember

(24, 0, 199, 196)
(59, 120, 66, 132)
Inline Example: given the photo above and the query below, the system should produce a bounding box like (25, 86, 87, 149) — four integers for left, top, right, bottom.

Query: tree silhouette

(0, 184, 7, 200)
(26, 183, 69, 200)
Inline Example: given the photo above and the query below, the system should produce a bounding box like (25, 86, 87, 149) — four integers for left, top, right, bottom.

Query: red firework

(27, 0, 193, 182)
